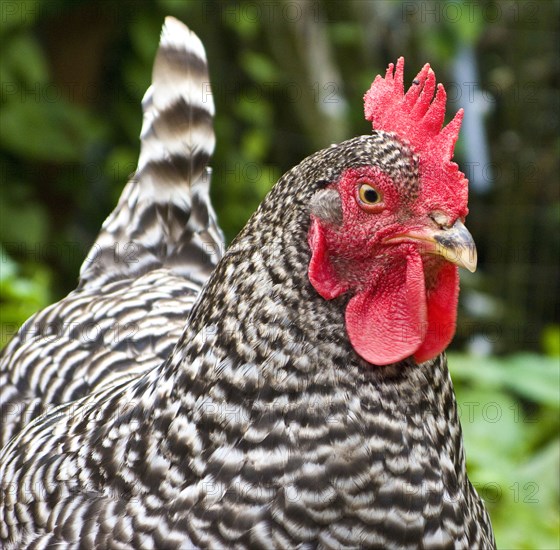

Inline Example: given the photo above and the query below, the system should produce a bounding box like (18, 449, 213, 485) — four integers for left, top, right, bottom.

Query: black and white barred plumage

(0, 18, 495, 549)
(0, 17, 223, 449)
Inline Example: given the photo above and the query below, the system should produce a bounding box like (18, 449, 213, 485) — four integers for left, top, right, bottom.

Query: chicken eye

(357, 183, 381, 206)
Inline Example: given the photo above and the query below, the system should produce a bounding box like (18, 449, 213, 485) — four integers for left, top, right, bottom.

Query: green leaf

(0, 0, 41, 33)
(542, 325, 560, 357)
(0, 100, 107, 162)
(0, 182, 49, 246)
(458, 388, 530, 473)
(504, 355, 560, 408)
(448, 353, 560, 408)
(0, 248, 51, 348)
(240, 51, 280, 82)
(129, 13, 161, 64)
(4, 33, 49, 85)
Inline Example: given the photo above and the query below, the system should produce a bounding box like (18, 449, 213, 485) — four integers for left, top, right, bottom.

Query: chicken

(0, 17, 223, 448)
(0, 17, 495, 549)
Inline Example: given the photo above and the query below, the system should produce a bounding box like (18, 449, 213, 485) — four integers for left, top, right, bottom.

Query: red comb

(364, 57, 463, 165)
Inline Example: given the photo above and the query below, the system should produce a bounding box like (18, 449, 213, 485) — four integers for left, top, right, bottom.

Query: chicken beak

(385, 219, 478, 272)
(417, 220, 477, 273)
(430, 219, 477, 272)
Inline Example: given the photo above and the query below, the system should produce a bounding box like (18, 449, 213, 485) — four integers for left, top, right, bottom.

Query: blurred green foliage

(0, 1, 558, 547)
(449, 353, 559, 549)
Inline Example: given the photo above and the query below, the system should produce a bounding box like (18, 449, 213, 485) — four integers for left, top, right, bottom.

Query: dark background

(1, 1, 558, 547)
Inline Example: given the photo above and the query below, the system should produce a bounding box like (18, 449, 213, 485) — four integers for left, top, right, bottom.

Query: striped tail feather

(0, 19, 223, 447)
(79, 16, 224, 289)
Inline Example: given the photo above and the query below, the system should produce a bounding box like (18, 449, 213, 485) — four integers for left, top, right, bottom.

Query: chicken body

(0, 18, 495, 550)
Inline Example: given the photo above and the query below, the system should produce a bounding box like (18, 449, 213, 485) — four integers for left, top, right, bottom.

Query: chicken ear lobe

(345, 251, 428, 366)
(308, 218, 349, 299)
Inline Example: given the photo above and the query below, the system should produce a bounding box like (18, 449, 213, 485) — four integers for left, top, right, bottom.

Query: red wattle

(345, 250, 427, 365)
(413, 263, 459, 363)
